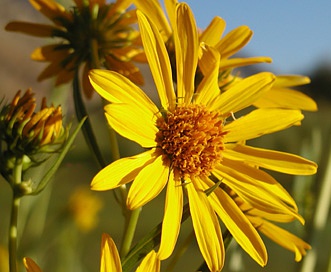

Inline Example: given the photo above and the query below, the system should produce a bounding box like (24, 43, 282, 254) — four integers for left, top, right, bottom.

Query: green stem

(102, 98, 120, 163)
(9, 158, 23, 272)
(73, 70, 106, 168)
(9, 197, 20, 272)
(120, 207, 142, 258)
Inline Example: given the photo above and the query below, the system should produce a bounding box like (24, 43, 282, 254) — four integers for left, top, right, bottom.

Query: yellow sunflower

(89, 3, 316, 271)
(5, 0, 145, 99)
(133, 0, 317, 112)
(23, 233, 159, 272)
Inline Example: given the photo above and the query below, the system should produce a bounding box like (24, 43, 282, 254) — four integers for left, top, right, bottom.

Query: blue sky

(184, 0, 331, 75)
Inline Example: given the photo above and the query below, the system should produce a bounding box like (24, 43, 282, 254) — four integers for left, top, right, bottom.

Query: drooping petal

(5, 22, 55, 37)
(223, 144, 317, 175)
(135, 250, 161, 272)
(158, 171, 183, 260)
(213, 165, 304, 224)
(89, 70, 159, 115)
(254, 87, 318, 111)
(200, 178, 268, 267)
(208, 72, 275, 114)
(186, 182, 224, 271)
(100, 233, 122, 272)
(137, 11, 176, 110)
(224, 108, 304, 142)
(127, 154, 169, 209)
(249, 216, 311, 262)
(104, 103, 157, 148)
(199, 16, 226, 46)
(23, 257, 42, 272)
(215, 25, 252, 58)
(174, 3, 199, 103)
(91, 149, 157, 191)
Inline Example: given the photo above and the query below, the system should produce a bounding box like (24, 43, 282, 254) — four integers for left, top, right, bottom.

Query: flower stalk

(9, 157, 23, 272)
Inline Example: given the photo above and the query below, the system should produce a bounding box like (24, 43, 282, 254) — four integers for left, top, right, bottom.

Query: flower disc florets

(156, 104, 226, 180)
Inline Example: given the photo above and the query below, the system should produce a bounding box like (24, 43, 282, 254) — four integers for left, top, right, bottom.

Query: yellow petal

(137, 11, 176, 110)
(209, 72, 275, 114)
(134, 0, 172, 40)
(199, 16, 226, 46)
(219, 56, 272, 70)
(158, 172, 183, 260)
(29, 0, 71, 24)
(213, 164, 304, 224)
(100, 233, 122, 272)
(224, 108, 304, 142)
(31, 44, 68, 61)
(164, 0, 177, 30)
(104, 103, 157, 148)
(250, 217, 311, 262)
(135, 250, 160, 272)
(91, 149, 156, 191)
(223, 144, 317, 175)
(174, 3, 199, 103)
(201, 177, 267, 267)
(222, 158, 298, 210)
(127, 154, 169, 209)
(215, 25, 252, 58)
(186, 182, 224, 271)
(254, 87, 318, 111)
(104, 55, 144, 86)
(274, 75, 310, 87)
(23, 257, 42, 272)
(89, 70, 159, 115)
(5, 22, 55, 37)
(195, 45, 220, 106)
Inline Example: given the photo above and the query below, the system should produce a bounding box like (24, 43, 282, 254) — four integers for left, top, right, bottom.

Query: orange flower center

(156, 104, 226, 180)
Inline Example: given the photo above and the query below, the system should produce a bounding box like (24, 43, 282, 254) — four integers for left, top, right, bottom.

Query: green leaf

(30, 117, 86, 195)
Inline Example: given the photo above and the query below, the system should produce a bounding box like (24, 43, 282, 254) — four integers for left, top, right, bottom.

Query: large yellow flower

(5, 0, 145, 98)
(23, 233, 159, 272)
(89, 3, 316, 271)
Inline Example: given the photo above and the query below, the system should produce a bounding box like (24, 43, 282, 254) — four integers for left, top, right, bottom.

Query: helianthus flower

(23, 233, 160, 272)
(5, 0, 145, 98)
(89, 4, 316, 271)
(133, 0, 317, 112)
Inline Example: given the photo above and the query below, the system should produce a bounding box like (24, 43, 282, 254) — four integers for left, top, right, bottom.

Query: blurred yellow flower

(5, 0, 145, 99)
(67, 186, 103, 233)
(23, 233, 160, 272)
(89, 3, 317, 271)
